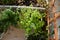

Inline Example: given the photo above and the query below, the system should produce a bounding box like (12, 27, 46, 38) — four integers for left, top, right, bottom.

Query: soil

(2, 26, 26, 40)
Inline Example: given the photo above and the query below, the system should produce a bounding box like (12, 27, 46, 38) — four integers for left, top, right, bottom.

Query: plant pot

(0, 32, 4, 40)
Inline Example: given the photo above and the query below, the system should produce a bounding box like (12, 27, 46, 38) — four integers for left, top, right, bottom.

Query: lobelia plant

(18, 8, 48, 40)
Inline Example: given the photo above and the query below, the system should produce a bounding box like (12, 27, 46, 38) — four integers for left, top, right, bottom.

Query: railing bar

(0, 5, 45, 10)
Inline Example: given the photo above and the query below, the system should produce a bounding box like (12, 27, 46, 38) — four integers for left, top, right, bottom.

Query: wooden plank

(49, 12, 60, 23)
(54, 13, 58, 40)
(52, 1, 58, 40)
(48, 0, 55, 40)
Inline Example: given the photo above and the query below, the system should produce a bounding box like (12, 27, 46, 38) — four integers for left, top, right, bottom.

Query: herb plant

(18, 8, 47, 40)
(0, 9, 19, 34)
(0, 8, 48, 40)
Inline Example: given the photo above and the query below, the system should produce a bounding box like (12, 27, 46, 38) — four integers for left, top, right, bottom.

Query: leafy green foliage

(0, 0, 17, 4)
(27, 31, 48, 40)
(18, 8, 47, 39)
(21, 0, 49, 8)
(0, 8, 47, 40)
(37, 0, 48, 7)
(59, 26, 60, 28)
(0, 0, 49, 8)
(0, 9, 19, 34)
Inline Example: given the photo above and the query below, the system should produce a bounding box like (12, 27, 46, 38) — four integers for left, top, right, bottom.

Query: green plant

(18, 0, 49, 7)
(0, 9, 19, 34)
(36, 0, 49, 8)
(0, 8, 48, 39)
(18, 8, 47, 40)
(59, 26, 60, 28)
(0, 0, 17, 4)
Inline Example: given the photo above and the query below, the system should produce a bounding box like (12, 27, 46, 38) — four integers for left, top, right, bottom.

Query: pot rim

(0, 32, 4, 39)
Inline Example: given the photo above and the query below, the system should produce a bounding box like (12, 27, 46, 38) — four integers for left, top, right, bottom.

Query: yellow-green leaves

(19, 8, 46, 36)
